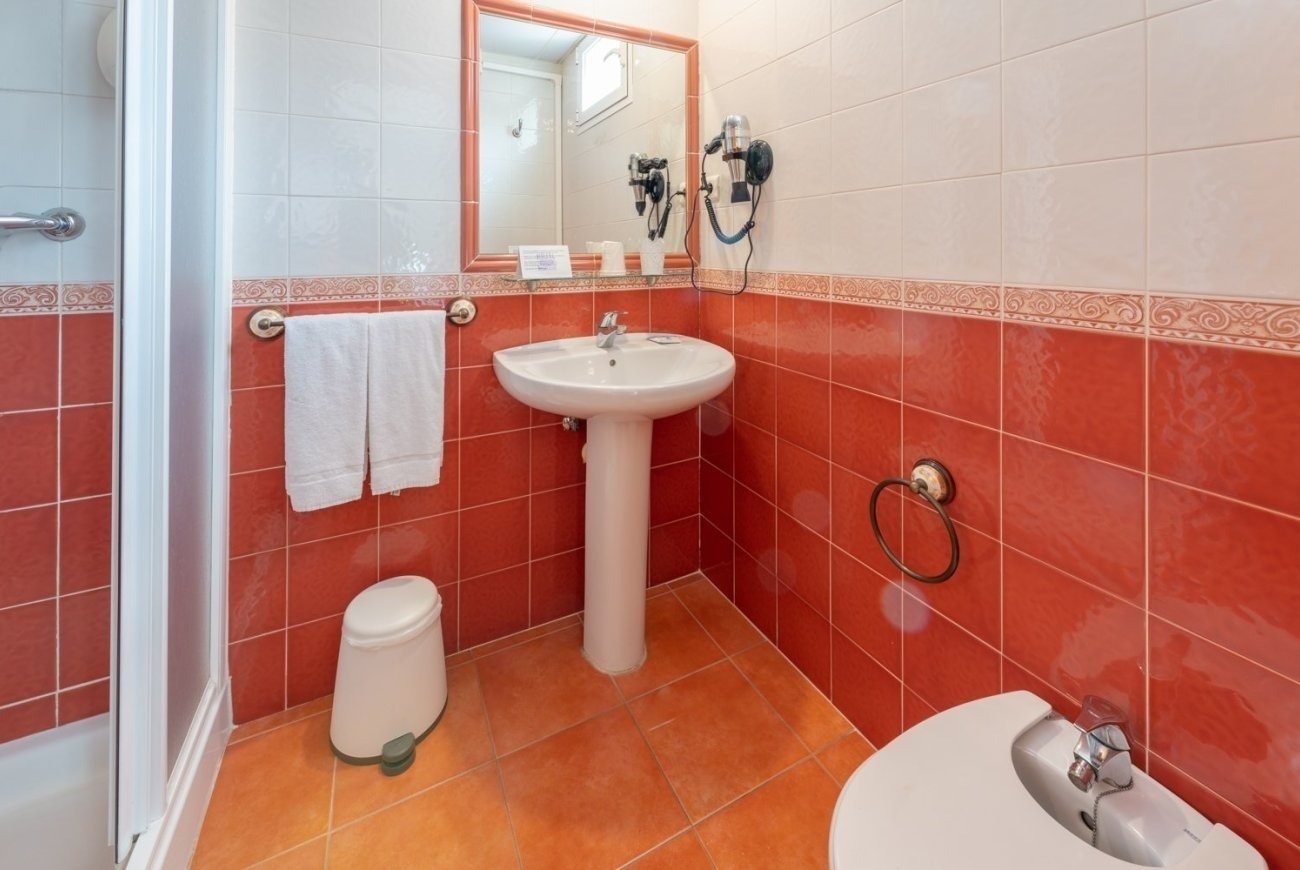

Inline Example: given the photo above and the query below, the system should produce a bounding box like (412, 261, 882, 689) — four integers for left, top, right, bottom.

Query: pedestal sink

(493, 333, 734, 673)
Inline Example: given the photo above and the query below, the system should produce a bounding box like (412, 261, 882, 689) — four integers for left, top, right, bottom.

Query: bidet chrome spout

(596, 310, 628, 348)
(1067, 695, 1133, 792)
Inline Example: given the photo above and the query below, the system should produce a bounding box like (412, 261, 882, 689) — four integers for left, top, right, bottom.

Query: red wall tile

(829, 385, 901, 484)
(286, 530, 379, 625)
(830, 302, 901, 399)
(1003, 435, 1143, 602)
(1149, 619, 1300, 845)
(734, 292, 776, 363)
(0, 697, 55, 745)
(58, 588, 111, 686)
(901, 311, 999, 427)
(59, 495, 112, 595)
(774, 511, 829, 617)
(530, 485, 584, 559)
(531, 548, 584, 624)
(0, 601, 56, 706)
(230, 387, 286, 473)
(59, 404, 113, 499)
(59, 679, 109, 725)
(775, 369, 829, 456)
(459, 563, 530, 648)
(649, 515, 699, 585)
(460, 430, 530, 507)
(0, 411, 57, 511)
(0, 315, 58, 412)
(902, 505, 1000, 646)
(777, 582, 831, 693)
(60, 314, 114, 406)
(775, 440, 829, 535)
(230, 631, 286, 723)
(1151, 340, 1300, 517)
(903, 602, 1000, 712)
(0, 505, 57, 608)
(830, 547, 901, 674)
(775, 297, 830, 378)
(901, 406, 999, 536)
(1150, 478, 1300, 683)
(1003, 323, 1144, 469)
(377, 514, 458, 586)
(229, 549, 287, 642)
(286, 616, 343, 707)
(830, 629, 901, 748)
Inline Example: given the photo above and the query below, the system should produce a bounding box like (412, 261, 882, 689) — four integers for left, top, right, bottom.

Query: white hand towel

(284, 313, 369, 512)
(367, 310, 446, 495)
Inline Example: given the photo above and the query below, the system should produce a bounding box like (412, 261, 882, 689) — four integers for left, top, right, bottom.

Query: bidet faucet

(596, 310, 628, 348)
(1067, 695, 1133, 792)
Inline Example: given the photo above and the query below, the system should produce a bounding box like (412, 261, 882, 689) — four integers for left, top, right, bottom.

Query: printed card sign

(517, 245, 573, 280)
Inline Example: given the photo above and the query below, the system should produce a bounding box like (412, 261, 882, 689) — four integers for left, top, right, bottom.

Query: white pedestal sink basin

(829, 692, 1265, 869)
(493, 333, 735, 673)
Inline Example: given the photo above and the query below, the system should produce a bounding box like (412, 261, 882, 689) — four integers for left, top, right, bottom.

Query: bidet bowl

(492, 333, 735, 420)
(829, 692, 1265, 869)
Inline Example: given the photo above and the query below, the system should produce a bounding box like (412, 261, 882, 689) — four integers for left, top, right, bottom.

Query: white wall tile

(902, 0, 999, 88)
(0, 186, 63, 283)
(380, 50, 459, 129)
(1002, 0, 1143, 58)
(288, 116, 379, 196)
(237, 0, 289, 31)
(831, 0, 897, 31)
(380, 200, 459, 273)
(1147, 0, 1212, 14)
(59, 187, 114, 281)
(701, 0, 759, 37)
(776, 0, 829, 57)
(831, 187, 902, 276)
(290, 0, 380, 45)
(1149, 0, 1300, 151)
(762, 37, 832, 131)
(62, 2, 114, 98)
(701, 0, 776, 92)
(62, 95, 115, 189)
(830, 96, 902, 191)
(234, 111, 289, 195)
(289, 197, 380, 276)
(290, 36, 380, 121)
(1150, 139, 1300, 298)
(381, 0, 459, 57)
(1002, 24, 1145, 171)
(763, 195, 832, 273)
(0, 0, 62, 92)
(902, 175, 1000, 282)
(0, 92, 62, 187)
(902, 67, 999, 183)
(232, 195, 289, 278)
(830, 5, 901, 111)
(760, 117, 833, 200)
(235, 28, 289, 113)
(381, 126, 459, 200)
(1003, 158, 1145, 290)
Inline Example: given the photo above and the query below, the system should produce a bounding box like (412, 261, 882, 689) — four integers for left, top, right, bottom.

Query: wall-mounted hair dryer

(628, 153, 668, 216)
(688, 114, 775, 294)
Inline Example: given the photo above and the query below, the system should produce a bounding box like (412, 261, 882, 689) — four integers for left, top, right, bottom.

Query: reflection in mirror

(477, 14, 687, 257)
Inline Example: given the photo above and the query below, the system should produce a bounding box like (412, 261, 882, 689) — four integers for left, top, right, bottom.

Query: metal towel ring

(868, 459, 960, 584)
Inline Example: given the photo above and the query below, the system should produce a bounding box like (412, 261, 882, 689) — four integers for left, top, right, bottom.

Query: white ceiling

(480, 14, 585, 64)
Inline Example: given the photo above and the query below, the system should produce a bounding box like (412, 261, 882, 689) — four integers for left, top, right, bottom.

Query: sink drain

(1080, 811, 1096, 831)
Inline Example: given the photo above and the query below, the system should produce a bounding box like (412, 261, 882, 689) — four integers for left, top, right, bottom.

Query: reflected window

(575, 36, 629, 125)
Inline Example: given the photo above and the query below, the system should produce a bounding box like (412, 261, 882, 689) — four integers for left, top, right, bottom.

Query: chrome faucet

(596, 310, 628, 348)
(1067, 695, 1133, 792)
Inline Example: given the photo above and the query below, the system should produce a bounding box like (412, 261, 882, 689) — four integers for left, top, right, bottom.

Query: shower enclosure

(2, 0, 231, 864)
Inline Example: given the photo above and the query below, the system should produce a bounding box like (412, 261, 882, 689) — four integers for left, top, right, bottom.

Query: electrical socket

(706, 173, 719, 195)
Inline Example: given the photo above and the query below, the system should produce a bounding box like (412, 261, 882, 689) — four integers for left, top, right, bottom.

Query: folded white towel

(283, 313, 369, 512)
(367, 310, 446, 495)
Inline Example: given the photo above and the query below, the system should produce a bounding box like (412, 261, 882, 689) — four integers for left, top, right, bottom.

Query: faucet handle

(1075, 695, 1128, 733)
(599, 310, 621, 328)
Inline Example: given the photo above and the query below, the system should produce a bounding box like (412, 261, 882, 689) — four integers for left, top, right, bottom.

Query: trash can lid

(343, 575, 441, 646)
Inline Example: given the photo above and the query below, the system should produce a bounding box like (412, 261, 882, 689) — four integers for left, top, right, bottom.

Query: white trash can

(329, 575, 448, 775)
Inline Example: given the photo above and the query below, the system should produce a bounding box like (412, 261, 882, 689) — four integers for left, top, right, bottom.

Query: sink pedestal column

(582, 414, 652, 673)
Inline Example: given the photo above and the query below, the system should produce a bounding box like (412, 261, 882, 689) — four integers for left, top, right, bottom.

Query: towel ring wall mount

(248, 297, 478, 339)
(868, 458, 961, 584)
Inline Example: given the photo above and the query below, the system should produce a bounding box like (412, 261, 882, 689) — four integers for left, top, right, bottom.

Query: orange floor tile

(192, 574, 874, 869)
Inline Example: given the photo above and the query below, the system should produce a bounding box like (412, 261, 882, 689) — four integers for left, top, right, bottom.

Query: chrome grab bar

(0, 208, 87, 241)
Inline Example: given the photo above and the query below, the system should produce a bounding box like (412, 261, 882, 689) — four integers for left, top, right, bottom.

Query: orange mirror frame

(461, 0, 700, 273)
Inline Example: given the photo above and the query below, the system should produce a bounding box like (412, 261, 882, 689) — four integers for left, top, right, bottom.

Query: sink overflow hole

(1080, 811, 1096, 832)
(609, 359, 616, 366)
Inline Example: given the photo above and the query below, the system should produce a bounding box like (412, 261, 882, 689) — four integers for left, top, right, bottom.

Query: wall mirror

(461, 0, 698, 272)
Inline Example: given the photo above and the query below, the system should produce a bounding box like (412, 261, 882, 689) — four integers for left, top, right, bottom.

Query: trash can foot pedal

(380, 732, 416, 776)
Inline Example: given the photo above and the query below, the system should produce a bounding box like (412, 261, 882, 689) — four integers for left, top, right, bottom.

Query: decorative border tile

(0, 283, 59, 315)
(1151, 295, 1300, 353)
(381, 274, 461, 299)
(223, 271, 1300, 355)
(903, 281, 1001, 318)
(831, 276, 902, 306)
(60, 282, 115, 312)
(232, 278, 289, 305)
(289, 276, 380, 303)
(777, 272, 831, 298)
(1004, 286, 1145, 334)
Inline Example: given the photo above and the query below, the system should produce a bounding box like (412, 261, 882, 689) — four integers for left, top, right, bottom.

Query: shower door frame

(115, 0, 234, 862)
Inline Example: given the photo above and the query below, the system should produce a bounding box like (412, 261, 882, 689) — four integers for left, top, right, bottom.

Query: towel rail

(247, 297, 478, 339)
